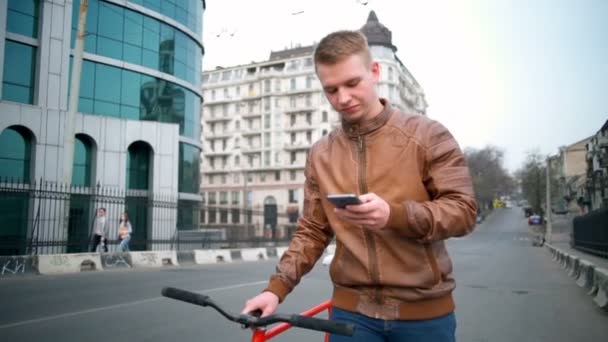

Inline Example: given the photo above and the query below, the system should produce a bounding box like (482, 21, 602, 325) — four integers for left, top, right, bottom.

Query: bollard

(568, 257, 580, 278)
(592, 267, 608, 310)
(576, 260, 596, 293)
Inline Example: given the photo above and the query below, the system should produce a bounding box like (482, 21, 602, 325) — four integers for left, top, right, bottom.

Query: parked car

(528, 214, 542, 225)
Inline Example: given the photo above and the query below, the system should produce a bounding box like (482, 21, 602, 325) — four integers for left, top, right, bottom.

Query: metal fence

(572, 207, 608, 258)
(0, 179, 177, 256)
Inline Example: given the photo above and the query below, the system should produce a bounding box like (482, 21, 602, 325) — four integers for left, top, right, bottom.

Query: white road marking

(0, 280, 267, 330)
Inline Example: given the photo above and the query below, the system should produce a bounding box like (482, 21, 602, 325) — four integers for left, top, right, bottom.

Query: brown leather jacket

(266, 99, 477, 320)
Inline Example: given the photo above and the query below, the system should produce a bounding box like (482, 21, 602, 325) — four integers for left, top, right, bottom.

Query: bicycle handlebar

(161, 287, 355, 337)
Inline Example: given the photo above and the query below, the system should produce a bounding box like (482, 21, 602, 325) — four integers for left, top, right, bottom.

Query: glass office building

(0, 0, 205, 254)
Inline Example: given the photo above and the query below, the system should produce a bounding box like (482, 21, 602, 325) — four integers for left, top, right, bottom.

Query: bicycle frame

(251, 300, 333, 342)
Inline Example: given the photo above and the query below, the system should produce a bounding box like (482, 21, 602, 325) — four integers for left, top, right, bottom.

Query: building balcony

(204, 166, 230, 174)
(240, 111, 263, 118)
(285, 162, 306, 169)
(598, 135, 608, 148)
(241, 146, 263, 154)
(204, 149, 231, 157)
(205, 130, 233, 139)
(283, 106, 317, 114)
(284, 141, 312, 150)
(204, 115, 232, 123)
(284, 122, 314, 132)
(240, 129, 262, 137)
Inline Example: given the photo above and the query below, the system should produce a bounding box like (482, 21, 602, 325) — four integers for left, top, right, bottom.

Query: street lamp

(545, 156, 553, 244)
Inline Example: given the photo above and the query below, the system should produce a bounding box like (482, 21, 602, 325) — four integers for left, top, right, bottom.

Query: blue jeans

(329, 307, 456, 342)
(119, 236, 131, 252)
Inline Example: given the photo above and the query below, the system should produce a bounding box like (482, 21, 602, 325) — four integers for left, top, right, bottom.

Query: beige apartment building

(199, 11, 427, 238)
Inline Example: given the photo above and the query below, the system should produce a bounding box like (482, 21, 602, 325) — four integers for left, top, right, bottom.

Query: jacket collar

(341, 98, 392, 138)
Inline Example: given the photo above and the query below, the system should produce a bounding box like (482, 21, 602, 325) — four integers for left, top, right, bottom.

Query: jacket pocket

(423, 244, 441, 285)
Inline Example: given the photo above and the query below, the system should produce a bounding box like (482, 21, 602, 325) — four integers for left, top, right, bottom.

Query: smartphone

(327, 194, 363, 209)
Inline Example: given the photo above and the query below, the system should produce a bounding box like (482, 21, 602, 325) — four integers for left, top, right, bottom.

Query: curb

(545, 244, 608, 311)
(0, 245, 333, 278)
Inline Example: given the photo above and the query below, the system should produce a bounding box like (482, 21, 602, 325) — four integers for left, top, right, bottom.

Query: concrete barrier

(560, 253, 570, 269)
(241, 248, 268, 261)
(130, 251, 179, 268)
(568, 256, 580, 278)
(176, 251, 196, 265)
(38, 253, 102, 275)
(576, 259, 596, 292)
(276, 247, 289, 259)
(100, 253, 132, 270)
(194, 249, 232, 264)
(592, 267, 608, 310)
(0, 256, 38, 278)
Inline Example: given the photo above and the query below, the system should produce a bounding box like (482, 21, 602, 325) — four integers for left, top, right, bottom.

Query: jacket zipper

(357, 135, 382, 305)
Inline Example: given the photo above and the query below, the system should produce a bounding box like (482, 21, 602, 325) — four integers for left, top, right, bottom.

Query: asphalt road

(0, 208, 606, 342)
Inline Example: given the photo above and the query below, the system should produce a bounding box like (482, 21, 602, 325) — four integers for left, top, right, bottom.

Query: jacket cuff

(386, 202, 408, 231)
(263, 277, 291, 303)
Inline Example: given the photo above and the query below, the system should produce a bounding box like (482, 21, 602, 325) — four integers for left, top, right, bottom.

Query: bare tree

(515, 150, 559, 216)
(464, 146, 515, 213)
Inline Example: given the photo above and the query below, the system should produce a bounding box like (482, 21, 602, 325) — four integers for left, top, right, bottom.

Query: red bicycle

(161, 287, 355, 341)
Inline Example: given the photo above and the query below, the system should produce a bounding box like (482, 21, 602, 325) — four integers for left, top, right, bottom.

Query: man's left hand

(334, 193, 390, 230)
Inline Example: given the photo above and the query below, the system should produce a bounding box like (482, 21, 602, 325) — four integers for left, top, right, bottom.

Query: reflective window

(177, 199, 200, 230)
(75, 60, 201, 139)
(127, 141, 151, 190)
(7, 0, 39, 38)
(130, 0, 203, 36)
(178, 142, 200, 194)
(71, 0, 202, 86)
(0, 127, 32, 183)
(2, 41, 36, 104)
(72, 134, 93, 186)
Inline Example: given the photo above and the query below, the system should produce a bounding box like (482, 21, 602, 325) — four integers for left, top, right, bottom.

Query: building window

(290, 170, 296, 181)
(72, 134, 94, 186)
(127, 141, 151, 190)
(220, 191, 228, 205)
(264, 151, 271, 166)
(221, 174, 226, 184)
(231, 208, 240, 223)
(291, 152, 296, 164)
(288, 189, 298, 203)
(306, 131, 312, 143)
(2, 41, 37, 104)
(264, 133, 271, 147)
(208, 209, 216, 223)
(7, 0, 40, 38)
(306, 94, 312, 107)
(260, 172, 266, 182)
(388, 66, 394, 81)
(75, 60, 202, 139)
(290, 78, 296, 90)
(275, 171, 281, 181)
(306, 76, 313, 89)
(208, 174, 214, 185)
(231, 191, 240, 205)
(235, 155, 240, 166)
(322, 129, 328, 136)
(275, 79, 281, 92)
(71, 0, 202, 85)
(264, 114, 271, 129)
(290, 96, 296, 108)
(179, 143, 201, 194)
(322, 111, 328, 122)
(0, 126, 33, 183)
(208, 192, 217, 205)
(264, 79, 271, 93)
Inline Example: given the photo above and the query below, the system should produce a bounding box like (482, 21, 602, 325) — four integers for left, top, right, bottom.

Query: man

(90, 207, 108, 253)
(242, 30, 477, 342)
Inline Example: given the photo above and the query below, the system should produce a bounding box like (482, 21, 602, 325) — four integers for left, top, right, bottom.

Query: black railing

(0, 179, 177, 256)
(572, 207, 608, 258)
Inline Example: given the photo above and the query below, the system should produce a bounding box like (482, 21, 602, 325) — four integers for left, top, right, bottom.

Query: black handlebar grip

(289, 315, 355, 336)
(161, 287, 211, 307)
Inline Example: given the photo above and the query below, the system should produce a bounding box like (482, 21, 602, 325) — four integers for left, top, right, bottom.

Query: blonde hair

(314, 30, 372, 68)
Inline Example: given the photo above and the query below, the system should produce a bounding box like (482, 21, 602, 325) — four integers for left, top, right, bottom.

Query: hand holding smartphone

(327, 194, 363, 209)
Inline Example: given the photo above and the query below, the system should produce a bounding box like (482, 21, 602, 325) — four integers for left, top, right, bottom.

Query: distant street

(0, 208, 606, 342)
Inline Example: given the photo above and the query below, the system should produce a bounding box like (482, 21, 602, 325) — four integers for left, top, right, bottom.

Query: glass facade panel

(178, 143, 200, 194)
(72, 0, 202, 86)
(74, 60, 201, 139)
(0, 127, 31, 182)
(127, 142, 151, 190)
(7, 0, 39, 38)
(130, 0, 202, 36)
(177, 199, 200, 230)
(72, 135, 92, 186)
(2, 41, 36, 104)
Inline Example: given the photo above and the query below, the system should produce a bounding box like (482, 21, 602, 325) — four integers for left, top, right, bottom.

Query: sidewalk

(529, 213, 608, 269)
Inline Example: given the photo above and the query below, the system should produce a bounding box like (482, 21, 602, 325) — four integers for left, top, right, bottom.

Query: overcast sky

(201, 0, 608, 172)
